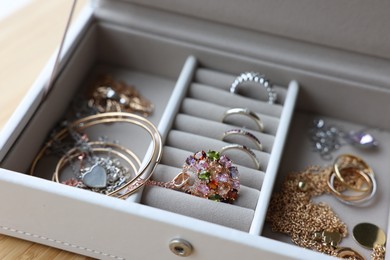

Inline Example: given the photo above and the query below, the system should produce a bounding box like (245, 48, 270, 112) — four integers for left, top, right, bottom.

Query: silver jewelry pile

(310, 118, 378, 160)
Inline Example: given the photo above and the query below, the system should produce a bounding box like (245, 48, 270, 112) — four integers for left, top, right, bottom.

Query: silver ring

(222, 129, 263, 151)
(222, 108, 264, 132)
(230, 72, 277, 104)
(220, 144, 260, 170)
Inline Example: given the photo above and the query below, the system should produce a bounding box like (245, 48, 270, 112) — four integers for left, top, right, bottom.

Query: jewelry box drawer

(0, 1, 389, 259)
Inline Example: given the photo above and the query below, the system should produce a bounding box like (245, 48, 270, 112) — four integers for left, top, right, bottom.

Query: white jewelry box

(0, 0, 389, 259)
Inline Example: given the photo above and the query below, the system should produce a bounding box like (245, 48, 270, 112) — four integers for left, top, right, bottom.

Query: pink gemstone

(215, 173, 229, 183)
(62, 178, 81, 187)
(229, 166, 239, 179)
(185, 155, 195, 166)
(194, 151, 206, 160)
(218, 183, 231, 196)
(196, 183, 210, 196)
(232, 179, 240, 190)
(195, 160, 208, 171)
(219, 155, 232, 168)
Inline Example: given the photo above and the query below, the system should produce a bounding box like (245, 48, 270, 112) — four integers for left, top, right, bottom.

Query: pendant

(310, 119, 379, 160)
(82, 164, 107, 188)
(345, 130, 378, 149)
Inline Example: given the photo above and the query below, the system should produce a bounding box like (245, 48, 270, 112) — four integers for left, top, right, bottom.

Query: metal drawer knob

(169, 238, 193, 257)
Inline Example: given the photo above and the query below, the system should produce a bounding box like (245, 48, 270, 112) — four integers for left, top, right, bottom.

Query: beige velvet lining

(141, 67, 289, 232)
(142, 185, 255, 231)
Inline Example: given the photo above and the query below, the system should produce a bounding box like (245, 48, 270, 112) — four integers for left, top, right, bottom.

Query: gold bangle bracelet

(52, 141, 141, 182)
(86, 141, 141, 167)
(30, 112, 162, 198)
(333, 154, 374, 192)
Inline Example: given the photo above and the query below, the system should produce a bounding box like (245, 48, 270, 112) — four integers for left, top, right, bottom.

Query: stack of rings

(230, 72, 277, 104)
(30, 112, 162, 198)
(327, 154, 376, 205)
(220, 107, 264, 170)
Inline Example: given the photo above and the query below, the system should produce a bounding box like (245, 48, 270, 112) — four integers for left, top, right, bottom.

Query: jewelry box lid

(95, 0, 390, 60)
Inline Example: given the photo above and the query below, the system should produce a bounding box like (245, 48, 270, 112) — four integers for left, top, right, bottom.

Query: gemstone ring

(174, 150, 240, 203)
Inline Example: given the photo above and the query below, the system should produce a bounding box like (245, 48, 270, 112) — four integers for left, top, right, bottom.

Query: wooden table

(0, 0, 92, 258)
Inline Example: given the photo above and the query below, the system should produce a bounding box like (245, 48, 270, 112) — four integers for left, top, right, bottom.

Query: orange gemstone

(208, 180, 218, 190)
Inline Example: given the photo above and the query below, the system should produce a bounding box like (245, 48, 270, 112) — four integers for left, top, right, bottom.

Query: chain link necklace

(266, 165, 385, 259)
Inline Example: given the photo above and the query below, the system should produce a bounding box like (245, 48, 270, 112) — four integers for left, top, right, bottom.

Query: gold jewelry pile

(87, 75, 154, 116)
(266, 155, 385, 260)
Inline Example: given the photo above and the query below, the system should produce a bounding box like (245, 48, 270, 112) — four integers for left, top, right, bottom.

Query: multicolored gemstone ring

(149, 150, 240, 203)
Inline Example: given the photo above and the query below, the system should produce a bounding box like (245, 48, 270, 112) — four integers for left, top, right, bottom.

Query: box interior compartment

(1, 15, 296, 234)
(262, 87, 390, 258)
(0, 2, 390, 258)
(1, 22, 184, 175)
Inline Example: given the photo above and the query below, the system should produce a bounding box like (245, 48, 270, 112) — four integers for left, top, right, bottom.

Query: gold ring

(334, 247, 364, 260)
(327, 166, 376, 205)
(333, 154, 373, 192)
(222, 108, 264, 132)
(222, 129, 263, 150)
(220, 144, 260, 170)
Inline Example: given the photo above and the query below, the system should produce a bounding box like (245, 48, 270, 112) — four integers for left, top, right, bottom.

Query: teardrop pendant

(346, 130, 378, 149)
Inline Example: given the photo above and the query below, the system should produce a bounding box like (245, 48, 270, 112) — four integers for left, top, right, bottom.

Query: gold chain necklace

(266, 165, 385, 259)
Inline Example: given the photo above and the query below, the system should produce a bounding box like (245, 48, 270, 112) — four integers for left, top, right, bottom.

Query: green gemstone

(199, 171, 210, 180)
(207, 150, 220, 161)
(208, 194, 222, 201)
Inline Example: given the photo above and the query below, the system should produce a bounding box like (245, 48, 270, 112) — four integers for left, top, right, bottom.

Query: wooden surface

(0, 0, 93, 259)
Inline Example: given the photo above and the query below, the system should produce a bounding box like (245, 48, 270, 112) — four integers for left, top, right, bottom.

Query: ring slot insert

(141, 63, 299, 233)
